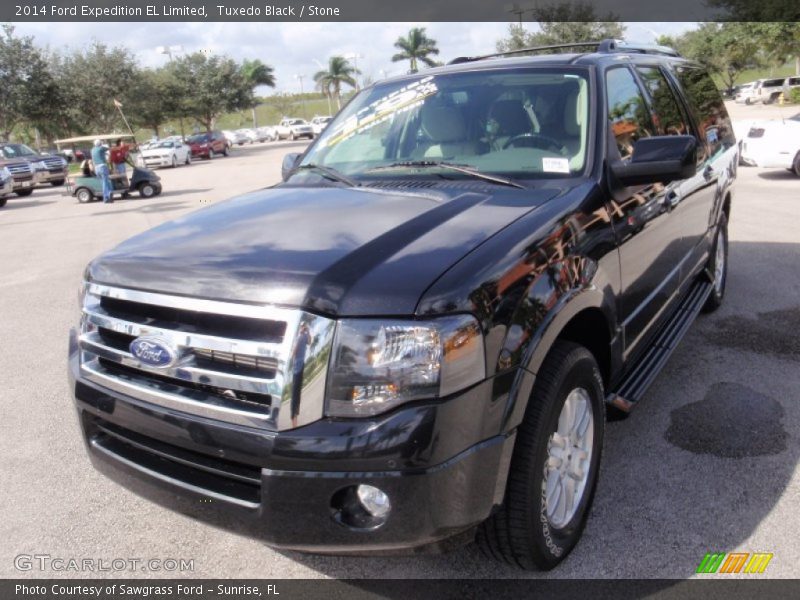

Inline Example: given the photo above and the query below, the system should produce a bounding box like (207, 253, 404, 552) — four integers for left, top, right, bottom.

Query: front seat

(413, 106, 476, 159)
(487, 99, 532, 148)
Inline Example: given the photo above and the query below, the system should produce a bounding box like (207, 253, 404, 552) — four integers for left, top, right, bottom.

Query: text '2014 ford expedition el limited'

(69, 39, 737, 570)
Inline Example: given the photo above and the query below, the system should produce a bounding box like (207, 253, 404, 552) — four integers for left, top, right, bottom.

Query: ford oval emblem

(129, 336, 179, 368)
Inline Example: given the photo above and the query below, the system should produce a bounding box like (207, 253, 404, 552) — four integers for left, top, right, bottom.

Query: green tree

(496, 3, 625, 52)
(750, 23, 800, 76)
(391, 27, 440, 73)
(313, 56, 358, 110)
(127, 68, 186, 138)
(167, 52, 252, 133)
(57, 41, 141, 133)
(676, 23, 765, 88)
(241, 59, 276, 127)
(708, 2, 800, 74)
(0, 24, 61, 140)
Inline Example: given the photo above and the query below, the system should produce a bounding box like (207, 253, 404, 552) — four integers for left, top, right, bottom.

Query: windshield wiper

(367, 160, 526, 189)
(295, 164, 360, 187)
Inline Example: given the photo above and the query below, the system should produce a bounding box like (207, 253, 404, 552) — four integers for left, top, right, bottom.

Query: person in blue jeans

(90, 139, 113, 203)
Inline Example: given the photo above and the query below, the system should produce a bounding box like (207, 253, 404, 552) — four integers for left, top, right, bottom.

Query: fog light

(356, 484, 391, 518)
(330, 485, 391, 530)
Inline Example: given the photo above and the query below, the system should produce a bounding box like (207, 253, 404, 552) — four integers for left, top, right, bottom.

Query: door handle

(703, 165, 714, 180)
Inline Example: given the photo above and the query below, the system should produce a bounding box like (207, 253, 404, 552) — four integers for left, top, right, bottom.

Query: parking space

(0, 125, 798, 579)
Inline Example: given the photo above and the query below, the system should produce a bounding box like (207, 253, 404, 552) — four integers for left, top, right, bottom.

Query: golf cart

(68, 167, 162, 203)
(55, 134, 163, 203)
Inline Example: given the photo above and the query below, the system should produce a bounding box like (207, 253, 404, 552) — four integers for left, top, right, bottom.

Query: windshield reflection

(300, 68, 591, 181)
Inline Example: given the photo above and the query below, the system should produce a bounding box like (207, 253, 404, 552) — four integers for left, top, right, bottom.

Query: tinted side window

(674, 66, 735, 153)
(606, 67, 655, 160)
(636, 67, 688, 136)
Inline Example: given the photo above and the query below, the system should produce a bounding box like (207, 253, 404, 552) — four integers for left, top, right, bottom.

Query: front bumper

(143, 157, 173, 168)
(68, 330, 515, 552)
(34, 169, 68, 184)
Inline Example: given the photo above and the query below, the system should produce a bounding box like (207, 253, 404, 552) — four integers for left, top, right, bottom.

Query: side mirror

(281, 152, 302, 181)
(611, 135, 697, 186)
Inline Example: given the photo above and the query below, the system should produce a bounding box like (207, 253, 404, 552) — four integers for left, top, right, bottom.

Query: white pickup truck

(273, 118, 314, 140)
(754, 77, 788, 104)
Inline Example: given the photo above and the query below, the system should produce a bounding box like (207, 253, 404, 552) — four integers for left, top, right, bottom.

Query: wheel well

(722, 192, 731, 221)
(556, 308, 611, 387)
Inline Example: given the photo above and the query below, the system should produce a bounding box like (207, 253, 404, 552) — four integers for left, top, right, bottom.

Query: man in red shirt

(109, 138, 131, 177)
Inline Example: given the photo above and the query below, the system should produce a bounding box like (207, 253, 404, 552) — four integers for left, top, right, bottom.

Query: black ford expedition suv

(69, 40, 736, 570)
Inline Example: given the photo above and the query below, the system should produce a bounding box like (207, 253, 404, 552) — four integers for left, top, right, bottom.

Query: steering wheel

(503, 133, 567, 154)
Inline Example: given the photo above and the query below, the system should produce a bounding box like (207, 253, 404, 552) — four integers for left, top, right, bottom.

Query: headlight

(326, 315, 485, 417)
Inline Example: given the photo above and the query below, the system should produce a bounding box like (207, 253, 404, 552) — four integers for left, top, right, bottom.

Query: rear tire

(0, 197, 7, 208)
(76, 188, 93, 204)
(222, 146, 229, 157)
(792, 152, 800, 177)
(702, 212, 728, 313)
(477, 341, 604, 570)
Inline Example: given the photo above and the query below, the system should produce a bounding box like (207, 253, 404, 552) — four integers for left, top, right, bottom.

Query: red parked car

(186, 131, 228, 159)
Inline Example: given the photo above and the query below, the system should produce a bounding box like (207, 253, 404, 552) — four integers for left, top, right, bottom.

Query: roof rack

(448, 38, 680, 65)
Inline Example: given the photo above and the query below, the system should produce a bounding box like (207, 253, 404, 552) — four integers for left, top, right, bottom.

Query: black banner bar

(4, 579, 800, 600)
(3, 0, 800, 23)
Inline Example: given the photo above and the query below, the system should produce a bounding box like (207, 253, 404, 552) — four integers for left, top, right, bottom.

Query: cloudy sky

(13, 22, 695, 93)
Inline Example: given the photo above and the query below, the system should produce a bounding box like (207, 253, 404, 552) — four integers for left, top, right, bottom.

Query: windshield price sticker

(542, 157, 570, 173)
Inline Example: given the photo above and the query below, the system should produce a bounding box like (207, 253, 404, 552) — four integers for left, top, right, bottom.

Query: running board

(606, 279, 713, 413)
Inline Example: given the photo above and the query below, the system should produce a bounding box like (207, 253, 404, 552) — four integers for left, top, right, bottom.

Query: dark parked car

(69, 40, 737, 570)
(186, 131, 228, 159)
(0, 142, 68, 188)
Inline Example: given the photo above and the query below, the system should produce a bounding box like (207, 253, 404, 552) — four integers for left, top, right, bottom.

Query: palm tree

(392, 27, 440, 73)
(313, 56, 358, 111)
(241, 59, 275, 127)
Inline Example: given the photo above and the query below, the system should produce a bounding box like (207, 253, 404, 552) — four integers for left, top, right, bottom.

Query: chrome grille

(43, 156, 65, 170)
(78, 283, 336, 431)
(6, 162, 32, 176)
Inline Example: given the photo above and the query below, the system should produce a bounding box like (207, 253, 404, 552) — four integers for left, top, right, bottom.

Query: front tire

(171, 155, 177, 168)
(702, 212, 728, 313)
(792, 152, 800, 177)
(477, 341, 604, 570)
(139, 182, 156, 198)
(0, 197, 7, 208)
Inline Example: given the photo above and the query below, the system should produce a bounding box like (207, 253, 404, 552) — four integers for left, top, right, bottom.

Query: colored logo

(696, 552, 773, 574)
(129, 336, 179, 368)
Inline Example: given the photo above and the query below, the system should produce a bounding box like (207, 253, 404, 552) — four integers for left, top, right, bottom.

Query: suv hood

(88, 184, 559, 316)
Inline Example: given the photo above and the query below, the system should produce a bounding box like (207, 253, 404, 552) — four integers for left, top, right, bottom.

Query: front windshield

(188, 134, 209, 143)
(300, 67, 590, 180)
(0, 144, 38, 158)
(155, 141, 175, 148)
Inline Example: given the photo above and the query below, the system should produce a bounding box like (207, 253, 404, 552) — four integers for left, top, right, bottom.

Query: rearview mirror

(281, 153, 302, 181)
(611, 135, 697, 186)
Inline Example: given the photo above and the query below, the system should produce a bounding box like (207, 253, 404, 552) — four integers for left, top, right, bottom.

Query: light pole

(157, 45, 186, 139)
(295, 74, 308, 119)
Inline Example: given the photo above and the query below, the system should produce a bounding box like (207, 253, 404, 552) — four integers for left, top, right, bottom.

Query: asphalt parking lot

(1, 109, 798, 579)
